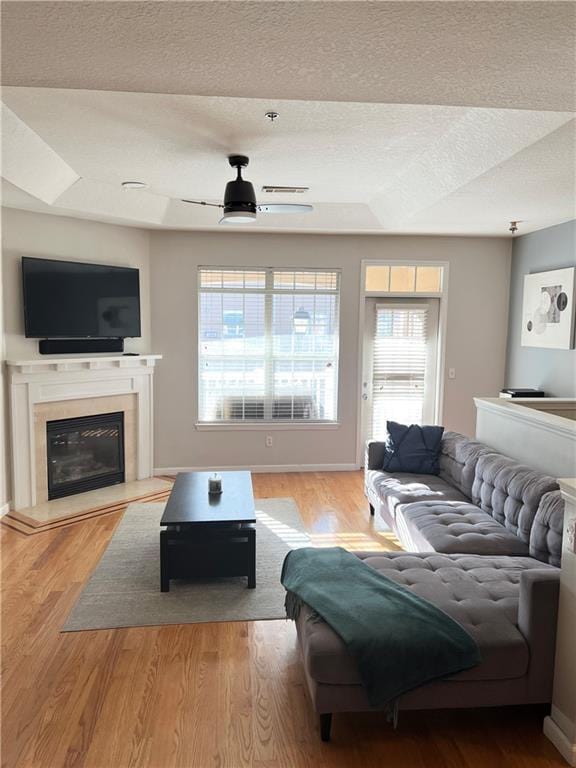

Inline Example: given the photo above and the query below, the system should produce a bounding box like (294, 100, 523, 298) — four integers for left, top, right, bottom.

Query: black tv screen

(22, 257, 141, 338)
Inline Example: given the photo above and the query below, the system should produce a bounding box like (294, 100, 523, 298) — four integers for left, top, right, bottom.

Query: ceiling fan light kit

(219, 210, 257, 224)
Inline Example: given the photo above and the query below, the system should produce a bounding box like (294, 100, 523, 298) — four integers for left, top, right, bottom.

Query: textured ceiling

(1, 1, 575, 236)
(388, 121, 576, 235)
(2, 1, 575, 112)
(3, 89, 477, 203)
(1, 104, 79, 204)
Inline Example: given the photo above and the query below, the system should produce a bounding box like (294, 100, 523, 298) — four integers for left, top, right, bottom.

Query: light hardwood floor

(1, 471, 565, 768)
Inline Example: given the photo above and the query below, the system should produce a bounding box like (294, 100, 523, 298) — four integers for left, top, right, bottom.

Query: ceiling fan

(180, 155, 313, 224)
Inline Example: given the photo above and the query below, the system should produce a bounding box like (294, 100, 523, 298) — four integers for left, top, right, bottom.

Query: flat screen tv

(22, 257, 141, 338)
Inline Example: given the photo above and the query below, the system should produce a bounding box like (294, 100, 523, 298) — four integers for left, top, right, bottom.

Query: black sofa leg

(369, 504, 375, 517)
(320, 713, 332, 742)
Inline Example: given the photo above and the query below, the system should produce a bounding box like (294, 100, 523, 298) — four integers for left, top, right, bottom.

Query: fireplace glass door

(46, 412, 125, 500)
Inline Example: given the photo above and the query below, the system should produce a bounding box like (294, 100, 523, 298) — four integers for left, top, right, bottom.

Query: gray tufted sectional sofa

(295, 432, 564, 739)
(365, 432, 563, 562)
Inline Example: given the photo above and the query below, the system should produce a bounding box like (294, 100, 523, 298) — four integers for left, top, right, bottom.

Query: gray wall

(505, 220, 576, 397)
(1, 208, 151, 507)
(2, 208, 151, 360)
(0, 209, 513, 492)
(150, 230, 512, 471)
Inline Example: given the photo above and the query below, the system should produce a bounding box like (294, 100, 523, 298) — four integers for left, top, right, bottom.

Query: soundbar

(39, 338, 124, 355)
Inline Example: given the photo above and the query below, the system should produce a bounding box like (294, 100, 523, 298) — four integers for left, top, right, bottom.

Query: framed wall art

(521, 267, 575, 349)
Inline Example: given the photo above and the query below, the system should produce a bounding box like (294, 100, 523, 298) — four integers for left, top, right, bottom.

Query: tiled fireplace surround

(35, 394, 136, 502)
(7, 355, 161, 511)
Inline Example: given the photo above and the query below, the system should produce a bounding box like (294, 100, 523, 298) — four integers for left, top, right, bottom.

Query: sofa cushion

(297, 553, 553, 687)
(383, 422, 444, 475)
(529, 490, 564, 567)
(471, 453, 559, 545)
(396, 501, 530, 556)
(438, 432, 490, 499)
(365, 470, 468, 521)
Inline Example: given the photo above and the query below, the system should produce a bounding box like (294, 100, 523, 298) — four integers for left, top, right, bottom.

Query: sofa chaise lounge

(292, 432, 564, 741)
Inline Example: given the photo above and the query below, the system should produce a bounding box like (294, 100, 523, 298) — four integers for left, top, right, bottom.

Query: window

(198, 268, 340, 423)
(365, 264, 443, 294)
(369, 303, 438, 437)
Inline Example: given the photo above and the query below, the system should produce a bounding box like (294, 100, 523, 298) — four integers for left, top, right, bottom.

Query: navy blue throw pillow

(382, 421, 444, 475)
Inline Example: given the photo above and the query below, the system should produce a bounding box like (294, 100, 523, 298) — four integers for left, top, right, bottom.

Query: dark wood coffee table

(159, 471, 256, 592)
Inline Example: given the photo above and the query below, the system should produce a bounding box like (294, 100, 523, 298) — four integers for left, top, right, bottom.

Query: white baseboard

(0, 502, 11, 518)
(544, 715, 576, 766)
(155, 463, 360, 474)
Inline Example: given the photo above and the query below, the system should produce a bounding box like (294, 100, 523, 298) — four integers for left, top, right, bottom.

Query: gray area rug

(63, 497, 309, 631)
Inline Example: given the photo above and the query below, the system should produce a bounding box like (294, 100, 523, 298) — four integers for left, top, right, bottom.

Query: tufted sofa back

(471, 453, 559, 546)
(529, 490, 565, 566)
(438, 432, 490, 499)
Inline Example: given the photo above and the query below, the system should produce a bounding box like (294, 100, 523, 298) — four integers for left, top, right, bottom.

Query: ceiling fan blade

(180, 199, 224, 209)
(256, 204, 313, 214)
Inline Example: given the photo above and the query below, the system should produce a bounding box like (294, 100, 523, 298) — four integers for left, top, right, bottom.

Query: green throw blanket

(281, 547, 481, 712)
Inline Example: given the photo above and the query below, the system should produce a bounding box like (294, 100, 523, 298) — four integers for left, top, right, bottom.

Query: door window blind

(198, 268, 340, 423)
(371, 305, 429, 438)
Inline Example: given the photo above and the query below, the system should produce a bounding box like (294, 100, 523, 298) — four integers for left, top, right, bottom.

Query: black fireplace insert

(46, 412, 125, 500)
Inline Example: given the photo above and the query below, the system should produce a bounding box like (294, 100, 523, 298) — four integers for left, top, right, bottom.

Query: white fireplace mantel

(7, 355, 162, 374)
(6, 354, 162, 510)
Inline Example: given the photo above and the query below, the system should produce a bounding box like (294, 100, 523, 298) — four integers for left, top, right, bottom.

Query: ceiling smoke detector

(122, 181, 148, 189)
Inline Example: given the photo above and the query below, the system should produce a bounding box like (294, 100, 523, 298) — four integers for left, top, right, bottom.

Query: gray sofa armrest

(365, 440, 387, 471)
(517, 569, 560, 698)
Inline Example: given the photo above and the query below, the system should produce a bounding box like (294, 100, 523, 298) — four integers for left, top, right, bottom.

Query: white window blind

(198, 268, 340, 423)
(371, 305, 429, 438)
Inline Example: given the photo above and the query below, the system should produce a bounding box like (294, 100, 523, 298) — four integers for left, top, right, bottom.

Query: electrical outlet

(265, 436, 273, 448)
(448, 368, 456, 380)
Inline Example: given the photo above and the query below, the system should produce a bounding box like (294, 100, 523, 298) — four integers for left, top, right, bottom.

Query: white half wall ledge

(474, 397, 576, 478)
(1, 103, 79, 204)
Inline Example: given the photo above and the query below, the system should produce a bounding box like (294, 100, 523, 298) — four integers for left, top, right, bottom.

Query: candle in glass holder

(208, 473, 222, 495)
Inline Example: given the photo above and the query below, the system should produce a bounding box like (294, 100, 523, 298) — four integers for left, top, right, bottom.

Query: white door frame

(356, 260, 449, 466)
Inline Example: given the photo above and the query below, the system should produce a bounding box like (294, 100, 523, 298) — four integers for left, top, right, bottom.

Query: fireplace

(46, 412, 125, 500)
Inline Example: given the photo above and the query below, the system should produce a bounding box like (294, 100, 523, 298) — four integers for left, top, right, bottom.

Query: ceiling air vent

(261, 186, 309, 194)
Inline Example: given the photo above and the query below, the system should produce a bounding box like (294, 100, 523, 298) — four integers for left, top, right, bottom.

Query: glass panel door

(362, 299, 439, 442)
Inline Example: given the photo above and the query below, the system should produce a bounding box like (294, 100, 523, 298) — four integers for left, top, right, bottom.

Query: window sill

(195, 421, 341, 431)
